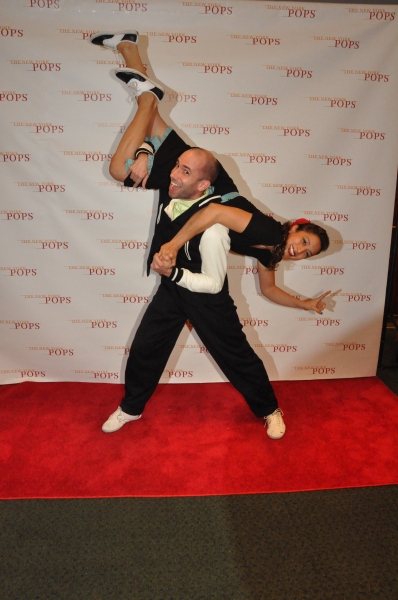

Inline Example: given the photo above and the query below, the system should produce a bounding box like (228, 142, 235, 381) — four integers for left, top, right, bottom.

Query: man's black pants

(121, 279, 278, 418)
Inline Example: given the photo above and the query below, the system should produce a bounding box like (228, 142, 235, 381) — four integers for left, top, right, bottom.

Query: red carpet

(0, 378, 397, 499)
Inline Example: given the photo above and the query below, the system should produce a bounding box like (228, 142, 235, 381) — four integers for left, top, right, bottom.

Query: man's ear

(198, 179, 211, 193)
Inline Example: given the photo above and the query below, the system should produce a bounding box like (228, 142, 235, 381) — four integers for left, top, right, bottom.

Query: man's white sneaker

(90, 31, 139, 50)
(102, 407, 141, 433)
(264, 408, 286, 440)
(115, 68, 164, 101)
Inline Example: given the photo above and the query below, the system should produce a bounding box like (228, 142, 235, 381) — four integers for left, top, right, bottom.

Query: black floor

(1, 322, 397, 600)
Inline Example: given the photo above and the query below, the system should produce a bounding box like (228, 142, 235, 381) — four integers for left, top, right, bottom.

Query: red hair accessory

(292, 218, 311, 227)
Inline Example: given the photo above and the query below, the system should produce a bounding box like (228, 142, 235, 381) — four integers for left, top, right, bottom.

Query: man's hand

(151, 252, 173, 277)
(127, 153, 149, 189)
(158, 241, 179, 267)
(301, 290, 331, 313)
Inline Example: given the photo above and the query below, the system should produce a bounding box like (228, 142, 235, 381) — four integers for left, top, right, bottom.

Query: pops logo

(302, 265, 345, 275)
(71, 319, 117, 329)
(149, 32, 196, 44)
(68, 265, 116, 276)
(266, 65, 312, 79)
(309, 154, 352, 167)
(302, 210, 349, 223)
(0, 320, 40, 330)
(337, 185, 381, 197)
(295, 365, 336, 375)
(163, 370, 193, 379)
(0, 152, 30, 162)
(28, 0, 60, 8)
(93, 371, 119, 380)
(61, 91, 111, 102)
(262, 183, 306, 194)
(114, 2, 148, 12)
(231, 93, 278, 106)
(164, 92, 197, 103)
(182, 123, 229, 135)
(231, 35, 280, 46)
(10, 59, 61, 72)
(15, 181, 64, 192)
(229, 152, 276, 165)
(179, 344, 210, 354)
(1, 91, 28, 102)
(1, 27, 23, 37)
(24, 294, 71, 304)
(182, 62, 232, 75)
(29, 346, 74, 356)
(314, 36, 359, 50)
(66, 210, 114, 220)
(99, 239, 148, 250)
(0, 266, 37, 277)
(344, 69, 389, 83)
(263, 125, 310, 137)
(339, 293, 371, 303)
(341, 128, 385, 141)
(1, 210, 33, 220)
(20, 240, 68, 249)
(60, 29, 100, 41)
(104, 345, 131, 355)
(240, 318, 268, 328)
(20, 370, 46, 378)
(310, 96, 356, 109)
(279, 6, 316, 18)
(182, 3, 232, 15)
(298, 317, 340, 327)
(102, 294, 149, 304)
(13, 122, 64, 134)
(349, 8, 395, 21)
(334, 240, 377, 251)
(255, 343, 297, 353)
(326, 342, 366, 351)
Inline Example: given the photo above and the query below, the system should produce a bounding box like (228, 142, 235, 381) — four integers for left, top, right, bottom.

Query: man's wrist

(169, 266, 184, 282)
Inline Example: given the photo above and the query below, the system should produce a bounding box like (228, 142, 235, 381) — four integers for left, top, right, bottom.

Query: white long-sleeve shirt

(174, 223, 231, 294)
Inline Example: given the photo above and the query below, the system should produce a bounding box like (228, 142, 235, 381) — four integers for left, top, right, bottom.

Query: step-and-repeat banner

(1, 1, 398, 385)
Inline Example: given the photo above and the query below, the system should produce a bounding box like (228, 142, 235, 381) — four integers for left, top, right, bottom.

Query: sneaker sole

(90, 31, 138, 48)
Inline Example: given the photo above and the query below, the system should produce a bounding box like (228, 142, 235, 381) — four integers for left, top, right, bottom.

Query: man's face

(168, 150, 209, 200)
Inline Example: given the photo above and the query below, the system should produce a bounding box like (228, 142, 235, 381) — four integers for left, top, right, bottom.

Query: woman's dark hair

(268, 221, 329, 270)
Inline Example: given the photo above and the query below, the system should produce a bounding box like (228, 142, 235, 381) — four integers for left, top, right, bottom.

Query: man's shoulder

(223, 196, 258, 213)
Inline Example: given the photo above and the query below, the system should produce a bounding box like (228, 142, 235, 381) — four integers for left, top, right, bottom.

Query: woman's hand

(301, 290, 331, 313)
(127, 153, 149, 188)
(158, 241, 180, 266)
(151, 252, 172, 276)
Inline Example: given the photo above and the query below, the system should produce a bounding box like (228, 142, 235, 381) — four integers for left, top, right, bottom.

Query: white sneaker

(90, 31, 139, 50)
(264, 408, 286, 439)
(102, 407, 141, 433)
(115, 68, 164, 101)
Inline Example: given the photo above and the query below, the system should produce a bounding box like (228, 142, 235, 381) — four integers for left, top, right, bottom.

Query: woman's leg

(92, 37, 168, 182)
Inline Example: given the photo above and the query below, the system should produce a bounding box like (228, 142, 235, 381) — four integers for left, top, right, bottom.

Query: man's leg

(102, 284, 187, 433)
(183, 290, 285, 439)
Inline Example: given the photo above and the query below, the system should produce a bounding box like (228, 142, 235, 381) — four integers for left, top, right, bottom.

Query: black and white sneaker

(90, 31, 138, 50)
(115, 68, 164, 101)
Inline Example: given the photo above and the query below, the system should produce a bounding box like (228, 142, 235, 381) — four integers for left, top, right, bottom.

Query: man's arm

(151, 224, 231, 294)
(159, 204, 252, 265)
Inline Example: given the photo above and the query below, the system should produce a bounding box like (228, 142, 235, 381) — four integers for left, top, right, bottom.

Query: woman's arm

(257, 262, 330, 313)
(159, 204, 252, 265)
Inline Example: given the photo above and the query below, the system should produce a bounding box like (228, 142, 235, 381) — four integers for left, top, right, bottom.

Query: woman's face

(282, 225, 321, 261)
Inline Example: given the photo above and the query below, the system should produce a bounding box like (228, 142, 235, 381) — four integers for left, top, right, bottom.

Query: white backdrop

(1, 0, 398, 385)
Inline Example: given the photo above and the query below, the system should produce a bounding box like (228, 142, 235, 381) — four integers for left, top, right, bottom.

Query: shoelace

(265, 408, 284, 425)
(126, 79, 140, 103)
